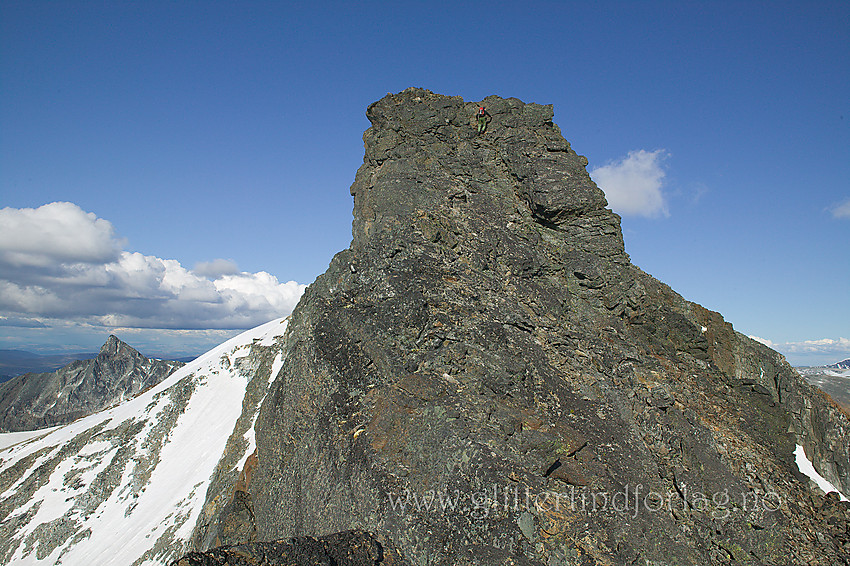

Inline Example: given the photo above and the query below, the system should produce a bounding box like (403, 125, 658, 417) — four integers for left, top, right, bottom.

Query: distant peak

(99, 335, 135, 358)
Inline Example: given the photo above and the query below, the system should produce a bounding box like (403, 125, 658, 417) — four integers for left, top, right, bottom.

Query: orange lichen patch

(535, 503, 615, 565)
(366, 390, 413, 457)
(536, 502, 579, 539)
(234, 450, 258, 493)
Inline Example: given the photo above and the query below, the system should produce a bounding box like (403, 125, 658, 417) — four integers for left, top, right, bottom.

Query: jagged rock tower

(195, 89, 849, 565)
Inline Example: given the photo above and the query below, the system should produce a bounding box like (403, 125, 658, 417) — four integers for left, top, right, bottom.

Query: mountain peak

(0, 334, 180, 432)
(191, 90, 850, 565)
(98, 334, 135, 358)
(100, 334, 121, 354)
(351, 89, 616, 258)
(3, 90, 848, 566)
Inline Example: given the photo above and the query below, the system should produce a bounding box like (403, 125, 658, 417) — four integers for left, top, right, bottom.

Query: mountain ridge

(0, 335, 182, 432)
(0, 319, 289, 564)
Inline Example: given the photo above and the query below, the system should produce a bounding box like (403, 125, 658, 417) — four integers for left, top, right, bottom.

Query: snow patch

(235, 351, 285, 472)
(259, 319, 288, 347)
(794, 444, 848, 501)
(825, 369, 850, 379)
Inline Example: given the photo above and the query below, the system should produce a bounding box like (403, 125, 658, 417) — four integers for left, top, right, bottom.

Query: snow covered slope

(0, 318, 289, 566)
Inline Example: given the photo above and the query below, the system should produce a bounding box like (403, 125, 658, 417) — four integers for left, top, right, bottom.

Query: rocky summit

(189, 89, 849, 565)
(0, 335, 182, 432)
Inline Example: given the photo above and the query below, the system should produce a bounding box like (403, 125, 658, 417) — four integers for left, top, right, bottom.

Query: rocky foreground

(184, 89, 849, 565)
(172, 530, 408, 566)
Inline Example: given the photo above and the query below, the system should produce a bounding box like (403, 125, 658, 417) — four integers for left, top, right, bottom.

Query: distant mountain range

(0, 335, 184, 432)
(797, 361, 850, 413)
(0, 346, 195, 382)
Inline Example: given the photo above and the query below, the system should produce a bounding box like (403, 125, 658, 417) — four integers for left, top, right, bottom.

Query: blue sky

(1, 1, 848, 365)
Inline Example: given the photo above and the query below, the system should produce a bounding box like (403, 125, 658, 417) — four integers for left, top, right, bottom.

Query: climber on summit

(476, 106, 490, 134)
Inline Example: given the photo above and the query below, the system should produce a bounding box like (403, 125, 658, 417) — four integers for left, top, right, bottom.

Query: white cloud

(193, 258, 239, 278)
(0, 203, 307, 330)
(590, 150, 670, 218)
(830, 198, 850, 219)
(782, 337, 850, 355)
(215, 271, 305, 315)
(0, 202, 124, 267)
(0, 281, 63, 314)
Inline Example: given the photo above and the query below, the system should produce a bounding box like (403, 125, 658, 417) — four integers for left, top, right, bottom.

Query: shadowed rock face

(0, 335, 181, 432)
(171, 530, 407, 566)
(197, 89, 850, 565)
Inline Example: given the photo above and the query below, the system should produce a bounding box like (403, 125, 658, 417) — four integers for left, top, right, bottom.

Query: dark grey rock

(198, 89, 850, 566)
(172, 530, 407, 566)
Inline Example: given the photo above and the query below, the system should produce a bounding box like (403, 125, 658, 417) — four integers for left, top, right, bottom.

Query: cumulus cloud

(0, 202, 124, 267)
(193, 258, 239, 278)
(0, 203, 306, 330)
(830, 198, 850, 219)
(590, 150, 670, 218)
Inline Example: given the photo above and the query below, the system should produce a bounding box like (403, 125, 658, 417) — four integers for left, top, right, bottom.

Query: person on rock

(477, 106, 490, 134)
